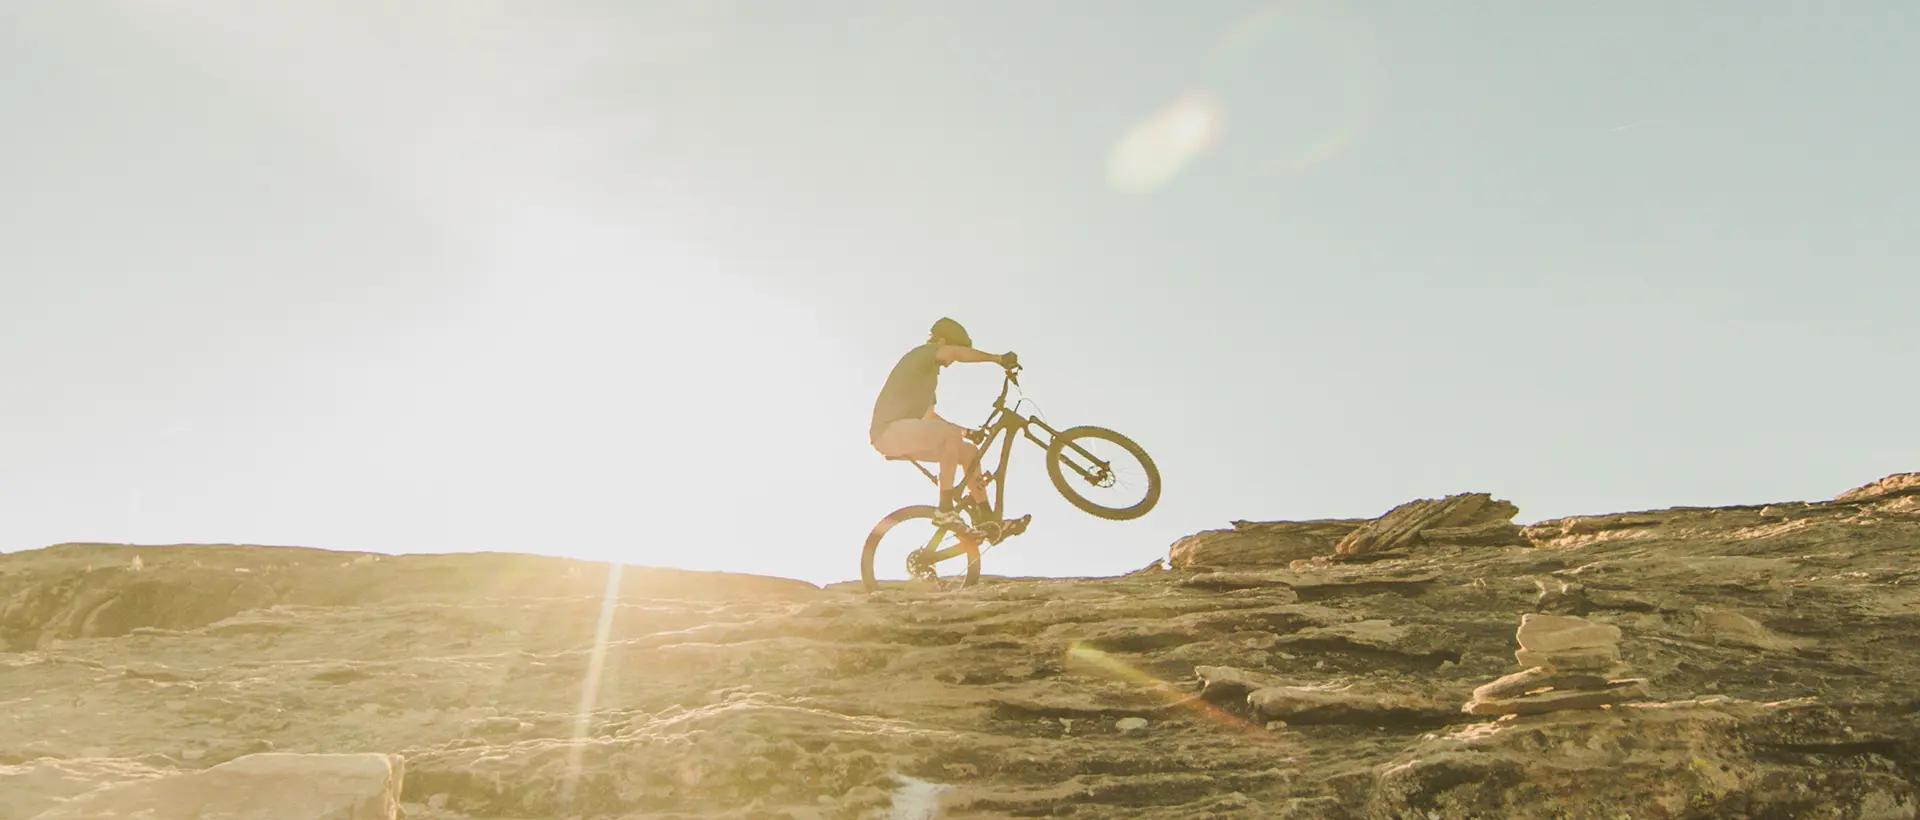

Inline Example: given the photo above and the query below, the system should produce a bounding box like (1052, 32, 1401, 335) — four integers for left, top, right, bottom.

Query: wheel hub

(906, 547, 939, 581)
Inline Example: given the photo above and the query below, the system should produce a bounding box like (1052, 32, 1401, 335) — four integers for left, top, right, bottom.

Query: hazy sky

(4, 2, 1915, 586)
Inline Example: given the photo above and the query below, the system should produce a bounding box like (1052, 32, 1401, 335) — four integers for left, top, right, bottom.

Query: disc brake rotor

(906, 547, 939, 581)
(1079, 460, 1115, 488)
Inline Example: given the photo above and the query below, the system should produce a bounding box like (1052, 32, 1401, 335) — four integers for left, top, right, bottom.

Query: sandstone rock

(1694, 607, 1803, 652)
(1333, 492, 1520, 560)
(1276, 618, 1463, 663)
(1522, 512, 1669, 546)
(30, 753, 403, 820)
(1464, 611, 1647, 719)
(1835, 472, 1920, 504)
(1420, 518, 1531, 547)
(1463, 679, 1650, 716)
(1470, 667, 1612, 702)
(1168, 519, 1364, 568)
(0, 759, 168, 820)
(1515, 613, 1621, 653)
(1378, 699, 1918, 818)
(0, 547, 818, 652)
(1514, 645, 1620, 672)
(1176, 571, 1297, 593)
(1223, 565, 1439, 598)
(1194, 665, 1288, 704)
(3, 474, 1919, 819)
(1247, 683, 1448, 725)
(1533, 579, 1589, 614)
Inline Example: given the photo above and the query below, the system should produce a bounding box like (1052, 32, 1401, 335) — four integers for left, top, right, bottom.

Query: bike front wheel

(1045, 425, 1162, 521)
(860, 505, 982, 593)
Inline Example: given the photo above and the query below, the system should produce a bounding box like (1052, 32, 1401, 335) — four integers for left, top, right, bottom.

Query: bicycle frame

(904, 367, 1063, 520)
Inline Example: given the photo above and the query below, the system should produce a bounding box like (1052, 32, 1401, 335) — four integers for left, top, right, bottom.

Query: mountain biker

(870, 318, 1017, 541)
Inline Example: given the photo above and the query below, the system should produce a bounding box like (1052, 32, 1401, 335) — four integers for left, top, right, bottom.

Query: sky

(3, 1, 1916, 586)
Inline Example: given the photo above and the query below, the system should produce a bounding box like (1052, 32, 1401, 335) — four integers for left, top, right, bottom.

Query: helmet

(929, 317, 971, 348)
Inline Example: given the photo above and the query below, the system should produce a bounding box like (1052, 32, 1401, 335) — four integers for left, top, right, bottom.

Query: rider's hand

(1001, 351, 1020, 369)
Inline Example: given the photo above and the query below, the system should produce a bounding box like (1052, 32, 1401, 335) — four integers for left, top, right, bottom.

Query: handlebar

(974, 354, 1024, 439)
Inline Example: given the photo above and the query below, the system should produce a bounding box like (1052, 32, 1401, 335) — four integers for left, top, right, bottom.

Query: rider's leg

(941, 436, 1005, 537)
(946, 437, 989, 509)
(877, 419, 980, 530)
(935, 435, 992, 531)
(936, 443, 959, 511)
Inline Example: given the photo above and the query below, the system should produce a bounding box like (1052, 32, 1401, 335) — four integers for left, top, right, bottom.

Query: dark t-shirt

(870, 343, 941, 444)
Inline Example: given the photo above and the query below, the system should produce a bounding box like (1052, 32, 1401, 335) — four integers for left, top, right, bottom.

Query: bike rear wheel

(860, 505, 982, 593)
(1045, 425, 1162, 521)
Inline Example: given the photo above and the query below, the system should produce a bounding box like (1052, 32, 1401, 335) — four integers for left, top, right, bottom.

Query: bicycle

(860, 358, 1162, 592)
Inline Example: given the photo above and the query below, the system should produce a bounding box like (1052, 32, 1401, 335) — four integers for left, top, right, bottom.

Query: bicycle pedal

(979, 516, 1030, 546)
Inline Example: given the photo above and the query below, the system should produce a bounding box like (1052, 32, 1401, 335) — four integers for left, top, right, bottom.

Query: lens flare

(560, 560, 623, 803)
(1106, 92, 1225, 192)
(1065, 642, 1296, 749)
(1105, 0, 1386, 191)
(1204, 0, 1386, 175)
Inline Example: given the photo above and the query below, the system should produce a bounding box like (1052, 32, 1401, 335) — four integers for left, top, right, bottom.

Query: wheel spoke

(1057, 437, 1150, 507)
(1045, 426, 1162, 521)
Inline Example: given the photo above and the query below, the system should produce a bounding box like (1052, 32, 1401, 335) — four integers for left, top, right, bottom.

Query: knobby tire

(1045, 425, 1162, 521)
(860, 504, 982, 593)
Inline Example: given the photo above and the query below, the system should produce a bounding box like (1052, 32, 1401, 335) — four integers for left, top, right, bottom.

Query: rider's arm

(934, 345, 1009, 366)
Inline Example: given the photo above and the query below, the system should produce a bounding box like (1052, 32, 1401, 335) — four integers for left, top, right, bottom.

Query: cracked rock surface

(2, 475, 1918, 818)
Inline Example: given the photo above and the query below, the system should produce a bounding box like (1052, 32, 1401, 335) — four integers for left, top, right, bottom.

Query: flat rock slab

(1168, 519, 1364, 569)
(1463, 679, 1650, 717)
(30, 753, 403, 820)
(1176, 572, 1303, 597)
(1194, 665, 1291, 703)
(1334, 492, 1519, 559)
(1420, 518, 1530, 547)
(1471, 667, 1613, 701)
(0, 759, 170, 820)
(1515, 644, 1621, 672)
(1198, 567, 1440, 595)
(1515, 614, 1621, 653)
(1276, 618, 1464, 664)
(1249, 683, 1447, 725)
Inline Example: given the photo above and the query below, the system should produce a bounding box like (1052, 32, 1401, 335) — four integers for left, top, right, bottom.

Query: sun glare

(1107, 92, 1225, 192)
(1066, 642, 1294, 750)
(106, 2, 882, 578)
(562, 560, 623, 803)
(1106, 1, 1386, 191)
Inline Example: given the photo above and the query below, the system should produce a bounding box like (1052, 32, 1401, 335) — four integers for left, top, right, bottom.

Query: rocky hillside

(2, 475, 1918, 819)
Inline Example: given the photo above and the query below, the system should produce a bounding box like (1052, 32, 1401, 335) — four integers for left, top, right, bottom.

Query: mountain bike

(861, 359, 1162, 592)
